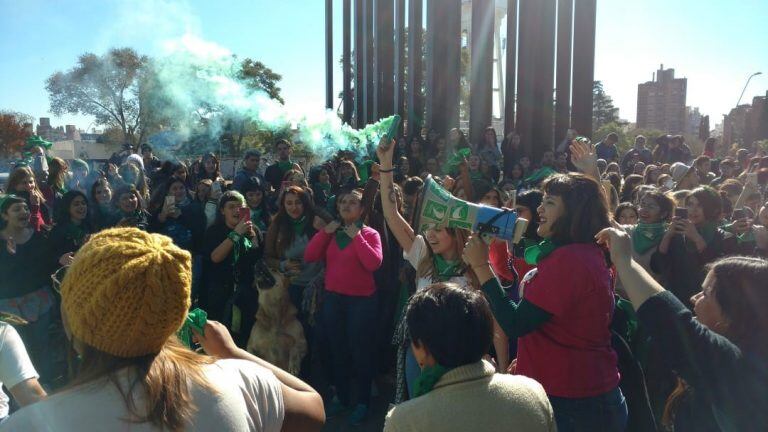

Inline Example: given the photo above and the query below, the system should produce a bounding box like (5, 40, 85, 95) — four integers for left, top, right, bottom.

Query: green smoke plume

(146, 35, 396, 161)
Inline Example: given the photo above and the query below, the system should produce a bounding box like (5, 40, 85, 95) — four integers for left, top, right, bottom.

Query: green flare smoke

(148, 35, 398, 161)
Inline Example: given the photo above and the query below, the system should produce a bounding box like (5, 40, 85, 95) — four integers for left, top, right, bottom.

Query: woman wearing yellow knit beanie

(0, 227, 324, 432)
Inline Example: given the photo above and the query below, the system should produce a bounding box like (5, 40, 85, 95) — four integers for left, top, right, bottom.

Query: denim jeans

(549, 386, 628, 432)
(320, 291, 378, 407)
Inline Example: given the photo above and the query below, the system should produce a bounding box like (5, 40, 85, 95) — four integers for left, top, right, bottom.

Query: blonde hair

(68, 338, 217, 431)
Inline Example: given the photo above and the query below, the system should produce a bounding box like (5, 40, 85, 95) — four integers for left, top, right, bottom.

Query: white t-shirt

(404, 235, 471, 292)
(0, 358, 284, 432)
(0, 322, 39, 419)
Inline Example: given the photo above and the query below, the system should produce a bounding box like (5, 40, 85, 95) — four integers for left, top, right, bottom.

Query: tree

(46, 48, 148, 145)
(592, 81, 620, 132)
(239, 59, 284, 104)
(0, 111, 33, 158)
(47, 49, 284, 153)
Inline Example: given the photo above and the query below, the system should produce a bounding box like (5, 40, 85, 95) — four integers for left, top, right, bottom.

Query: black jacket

(637, 291, 768, 432)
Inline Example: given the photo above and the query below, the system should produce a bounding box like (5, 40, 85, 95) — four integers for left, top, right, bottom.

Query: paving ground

(322, 374, 396, 432)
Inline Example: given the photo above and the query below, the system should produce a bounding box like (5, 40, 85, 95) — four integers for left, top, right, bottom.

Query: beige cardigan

(384, 360, 556, 432)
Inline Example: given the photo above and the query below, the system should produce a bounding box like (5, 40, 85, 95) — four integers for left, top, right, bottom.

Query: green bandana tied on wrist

(412, 364, 453, 398)
(524, 239, 560, 265)
(433, 254, 464, 281)
(228, 231, 253, 265)
(632, 223, 667, 255)
(335, 220, 363, 250)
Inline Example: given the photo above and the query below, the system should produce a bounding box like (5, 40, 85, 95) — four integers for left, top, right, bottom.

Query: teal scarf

(524, 239, 559, 265)
(291, 216, 307, 237)
(722, 221, 756, 244)
(412, 364, 453, 398)
(64, 222, 87, 247)
(335, 220, 363, 250)
(433, 254, 464, 281)
(632, 223, 667, 255)
(277, 160, 293, 172)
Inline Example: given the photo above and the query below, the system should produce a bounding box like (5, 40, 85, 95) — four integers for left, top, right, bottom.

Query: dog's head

(253, 262, 292, 310)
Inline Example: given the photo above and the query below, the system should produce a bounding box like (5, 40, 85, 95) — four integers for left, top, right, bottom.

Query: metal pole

(343, 0, 353, 124)
(554, 0, 573, 143)
(469, 0, 495, 147)
(325, 0, 334, 110)
(503, 0, 518, 137)
(736, 72, 762, 107)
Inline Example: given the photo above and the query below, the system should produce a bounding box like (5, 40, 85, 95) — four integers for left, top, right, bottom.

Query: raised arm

(376, 138, 416, 253)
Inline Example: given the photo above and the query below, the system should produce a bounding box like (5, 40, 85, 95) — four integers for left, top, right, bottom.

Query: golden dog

(246, 266, 307, 375)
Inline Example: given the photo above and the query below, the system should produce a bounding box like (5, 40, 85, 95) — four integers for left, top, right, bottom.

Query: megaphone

(412, 175, 529, 243)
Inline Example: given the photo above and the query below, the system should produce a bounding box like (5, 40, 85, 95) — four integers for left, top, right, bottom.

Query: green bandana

(291, 216, 307, 236)
(524, 239, 559, 265)
(177, 308, 207, 349)
(698, 222, 718, 245)
(632, 223, 667, 255)
(722, 222, 756, 245)
(433, 254, 464, 281)
(412, 364, 453, 398)
(445, 148, 472, 174)
(64, 223, 87, 247)
(335, 220, 363, 250)
(278, 160, 293, 172)
(228, 231, 254, 265)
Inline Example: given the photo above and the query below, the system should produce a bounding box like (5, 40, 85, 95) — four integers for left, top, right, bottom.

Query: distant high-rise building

(723, 91, 768, 148)
(686, 106, 702, 136)
(636, 64, 687, 133)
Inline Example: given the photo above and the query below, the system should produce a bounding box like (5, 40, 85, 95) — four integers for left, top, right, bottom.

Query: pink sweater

(304, 227, 383, 297)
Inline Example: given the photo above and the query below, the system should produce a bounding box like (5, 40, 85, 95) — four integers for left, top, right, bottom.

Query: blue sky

(1, 0, 766, 132)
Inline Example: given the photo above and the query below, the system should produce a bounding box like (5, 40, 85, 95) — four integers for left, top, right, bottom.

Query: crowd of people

(0, 126, 766, 431)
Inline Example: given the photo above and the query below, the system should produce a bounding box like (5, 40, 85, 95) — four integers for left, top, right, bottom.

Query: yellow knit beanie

(61, 227, 191, 358)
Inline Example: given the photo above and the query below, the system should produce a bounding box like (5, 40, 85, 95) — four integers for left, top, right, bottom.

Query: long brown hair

(47, 157, 69, 192)
(663, 256, 768, 426)
(68, 337, 217, 431)
(416, 227, 479, 289)
(267, 186, 317, 257)
(7, 165, 45, 204)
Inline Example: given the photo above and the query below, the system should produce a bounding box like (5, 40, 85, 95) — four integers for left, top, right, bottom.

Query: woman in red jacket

(304, 188, 383, 426)
(473, 173, 626, 432)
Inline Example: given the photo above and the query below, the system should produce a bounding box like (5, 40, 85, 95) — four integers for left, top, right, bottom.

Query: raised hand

(569, 138, 599, 178)
(376, 137, 396, 167)
(324, 220, 341, 234)
(594, 223, 633, 269)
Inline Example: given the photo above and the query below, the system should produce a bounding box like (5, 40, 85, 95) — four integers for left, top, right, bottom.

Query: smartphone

(675, 207, 688, 219)
(732, 208, 746, 221)
(239, 207, 251, 222)
(165, 196, 176, 207)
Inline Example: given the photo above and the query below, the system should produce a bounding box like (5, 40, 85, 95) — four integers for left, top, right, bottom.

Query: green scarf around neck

(433, 254, 464, 281)
(696, 222, 718, 246)
(412, 364, 453, 398)
(277, 160, 293, 172)
(291, 215, 307, 236)
(632, 223, 667, 255)
(335, 220, 363, 250)
(64, 222, 87, 246)
(524, 239, 559, 265)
